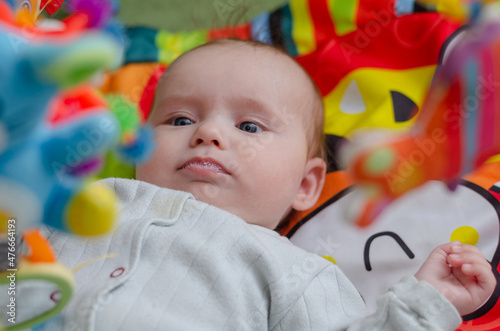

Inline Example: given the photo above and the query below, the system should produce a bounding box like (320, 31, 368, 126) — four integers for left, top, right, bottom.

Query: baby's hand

(414, 241, 497, 316)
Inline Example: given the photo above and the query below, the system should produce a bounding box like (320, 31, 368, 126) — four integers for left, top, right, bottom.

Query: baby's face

(136, 43, 317, 229)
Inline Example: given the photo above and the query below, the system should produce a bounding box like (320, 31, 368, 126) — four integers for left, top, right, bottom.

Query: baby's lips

(179, 157, 230, 175)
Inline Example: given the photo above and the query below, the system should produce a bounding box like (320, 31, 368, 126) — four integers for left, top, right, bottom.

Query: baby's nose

(190, 121, 226, 149)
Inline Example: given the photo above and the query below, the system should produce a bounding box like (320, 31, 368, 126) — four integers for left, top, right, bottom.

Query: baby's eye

(172, 117, 193, 126)
(238, 121, 263, 133)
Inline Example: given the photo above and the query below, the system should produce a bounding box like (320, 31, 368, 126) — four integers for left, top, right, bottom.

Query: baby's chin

(187, 187, 252, 222)
(181, 183, 238, 213)
(177, 181, 221, 201)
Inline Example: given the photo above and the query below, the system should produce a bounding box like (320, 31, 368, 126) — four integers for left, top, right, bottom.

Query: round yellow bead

(66, 183, 117, 236)
(450, 226, 479, 246)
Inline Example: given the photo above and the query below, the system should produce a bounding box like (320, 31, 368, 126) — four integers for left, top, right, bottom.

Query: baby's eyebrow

(231, 96, 276, 117)
(148, 95, 200, 123)
(156, 95, 200, 109)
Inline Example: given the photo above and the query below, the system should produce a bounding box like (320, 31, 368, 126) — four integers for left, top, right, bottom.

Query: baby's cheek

(135, 154, 165, 183)
(135, 161, 151, 181)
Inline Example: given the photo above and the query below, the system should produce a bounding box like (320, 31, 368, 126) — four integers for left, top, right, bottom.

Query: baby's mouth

(180, 159, 229, 175)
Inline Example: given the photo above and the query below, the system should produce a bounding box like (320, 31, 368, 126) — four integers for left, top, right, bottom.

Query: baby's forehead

(165, 41, 316, 98)
(174, 41, 306, 78)
(182, 40, 282, 60)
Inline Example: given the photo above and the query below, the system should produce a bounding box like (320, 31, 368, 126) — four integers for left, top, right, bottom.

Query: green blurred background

(116, 0, 288, 31)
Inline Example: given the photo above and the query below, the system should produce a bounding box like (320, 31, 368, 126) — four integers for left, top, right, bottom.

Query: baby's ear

(292, 157, 326, 211)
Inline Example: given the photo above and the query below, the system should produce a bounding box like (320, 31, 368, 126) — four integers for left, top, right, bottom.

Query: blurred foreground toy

(342, 2, 500, 227)
(0, 0, 136, 328)
(0, 230, 74, 331)
(102, 94, 154, 167)
(49, 86, 155, 179)
(15, 0, 65, 24)
(0, 1, 122, 237)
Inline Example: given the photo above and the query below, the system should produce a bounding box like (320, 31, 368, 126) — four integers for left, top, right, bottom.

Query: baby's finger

(449, 244, 489, 264)
(455, 250, 491, 267)
(441, 241, 461, 255)
(460, 262, 496, 288)
(453, 243, 483, 256)
(447, 253, 464, 268)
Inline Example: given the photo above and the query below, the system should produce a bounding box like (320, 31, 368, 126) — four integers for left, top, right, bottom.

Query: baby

(11, 39, 496, 330)
(137, 39, 327, 231)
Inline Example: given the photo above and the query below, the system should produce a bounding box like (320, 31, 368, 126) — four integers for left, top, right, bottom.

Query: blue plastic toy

(0, 2, 122, 236)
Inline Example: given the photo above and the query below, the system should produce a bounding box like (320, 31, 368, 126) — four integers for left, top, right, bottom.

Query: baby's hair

(153, 38, 326, 162)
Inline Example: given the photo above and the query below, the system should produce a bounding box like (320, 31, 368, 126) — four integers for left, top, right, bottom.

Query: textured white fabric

(12, 178, 461, 330)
